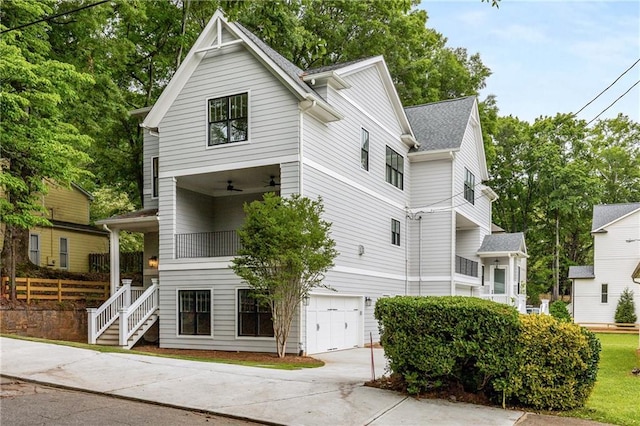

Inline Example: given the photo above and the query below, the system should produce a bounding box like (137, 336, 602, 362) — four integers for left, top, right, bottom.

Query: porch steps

(96, 312, 159, 348)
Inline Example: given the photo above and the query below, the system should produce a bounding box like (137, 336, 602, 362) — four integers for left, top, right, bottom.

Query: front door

(492, 267, 506, 294)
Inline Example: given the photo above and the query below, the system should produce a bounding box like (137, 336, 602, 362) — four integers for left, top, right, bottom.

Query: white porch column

(109, 228, 120, 296)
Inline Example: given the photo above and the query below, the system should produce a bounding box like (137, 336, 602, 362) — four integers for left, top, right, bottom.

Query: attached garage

(305, 295, 363, 354)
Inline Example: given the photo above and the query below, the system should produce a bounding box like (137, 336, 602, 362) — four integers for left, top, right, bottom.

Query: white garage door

(306, 295, 361, 354)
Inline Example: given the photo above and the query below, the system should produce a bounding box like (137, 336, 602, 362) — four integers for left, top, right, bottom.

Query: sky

(419, 0, 640, 124)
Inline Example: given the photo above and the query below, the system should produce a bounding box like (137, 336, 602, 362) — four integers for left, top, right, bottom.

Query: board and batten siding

(158, 268, 300, 353)
(143, 129, 159, 210)
(158, 46, 299, 174)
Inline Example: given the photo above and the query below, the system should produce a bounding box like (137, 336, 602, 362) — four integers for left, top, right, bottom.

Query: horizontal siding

(302, 165, 406, 276)
(280, 161, 300, 196)
(159, 47, 299, 174)
(410, 159, 452, 208)
(158, 176, 176, 260)
(411, 211, 453, 276)
(408, 281, 451, 296)
(175, 188, 215, 234)
(158, 269, 300, 353)
(43, 185, 91, 225)
(30, 226, 108, 272)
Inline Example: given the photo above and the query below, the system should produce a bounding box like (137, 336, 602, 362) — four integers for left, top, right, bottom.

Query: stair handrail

(120, 283, 159, 347)
(87, 283, 131, 344)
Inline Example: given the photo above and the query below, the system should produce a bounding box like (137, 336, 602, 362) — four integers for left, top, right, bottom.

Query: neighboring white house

(92, 11, 527, 354)
(569, 203, 640, 324)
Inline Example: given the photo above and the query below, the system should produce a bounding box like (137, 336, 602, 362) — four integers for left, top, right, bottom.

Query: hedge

(375, 296, 601, 410)
(375, 296, 521, 397)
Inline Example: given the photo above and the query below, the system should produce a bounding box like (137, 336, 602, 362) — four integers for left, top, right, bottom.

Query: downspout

(404, 211, 408, 295)
(418, 216, 423, 296)
(450, 151, 456, 296)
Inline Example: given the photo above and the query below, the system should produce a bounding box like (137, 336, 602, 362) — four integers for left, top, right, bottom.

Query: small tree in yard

(614, 287, 637, 324)
(231, 193, 338, 357)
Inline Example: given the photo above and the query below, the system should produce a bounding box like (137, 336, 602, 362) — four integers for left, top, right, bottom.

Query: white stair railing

(87, 283, 131, 344)
(119, 283, 159, 348)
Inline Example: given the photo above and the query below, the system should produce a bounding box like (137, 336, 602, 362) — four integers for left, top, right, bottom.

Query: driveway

(0, 337, 523, 425)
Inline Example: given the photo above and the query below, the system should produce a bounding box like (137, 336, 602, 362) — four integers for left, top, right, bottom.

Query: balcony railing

(175, 230, 241, 258)
(455, 255, 478, 277)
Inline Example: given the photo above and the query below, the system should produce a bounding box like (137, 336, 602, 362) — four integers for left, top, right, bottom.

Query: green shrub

(375, 296, 521, 396)
(614, 287, 637, 323)
(549, 300, 571, 322)
(505, 315, 600, 411)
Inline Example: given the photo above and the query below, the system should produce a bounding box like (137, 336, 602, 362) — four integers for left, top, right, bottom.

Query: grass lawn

(566, 333, 640, 426)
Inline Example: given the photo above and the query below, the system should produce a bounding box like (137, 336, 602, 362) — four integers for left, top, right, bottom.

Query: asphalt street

(0, 377, 259, 426)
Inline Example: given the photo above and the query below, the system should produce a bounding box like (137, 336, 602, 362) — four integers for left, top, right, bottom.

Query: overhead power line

(572, 58, 640, 118)
(0, 0, 110, 35)
(586, 79, 640, 125)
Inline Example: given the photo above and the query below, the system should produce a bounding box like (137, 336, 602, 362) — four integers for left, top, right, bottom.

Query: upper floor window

(601, 284, 608, 304)
(208, 93, 248, 146)
(29, 234, 40, 266)
(152, 156, 159, 198)
(391, 219, 401, 246)
(361, 128, 369, 171)
(59, 237, 68, 269)
(464, 168, 475, 204)
(385, 146, 403, 190)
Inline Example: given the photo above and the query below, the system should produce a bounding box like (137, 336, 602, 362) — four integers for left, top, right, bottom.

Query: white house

(569, 203, 640, 324)
(91, 11, 527, 354)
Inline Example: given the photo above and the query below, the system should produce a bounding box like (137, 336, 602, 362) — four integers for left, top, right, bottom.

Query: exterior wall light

(365, 296, 372, 307)
(148, 256, 158, 268)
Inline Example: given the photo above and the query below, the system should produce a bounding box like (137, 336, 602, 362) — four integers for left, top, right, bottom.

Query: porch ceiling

(456, 212, 479, 230)
(177, 164, 281, 197)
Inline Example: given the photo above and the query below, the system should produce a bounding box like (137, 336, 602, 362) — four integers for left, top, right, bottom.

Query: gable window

(152, 156, 159, 198)
(385, 146, 403, 189)
(238, 289, 274, 337)
(208, 93, 248, 146)
(601, 284, 608, 304)
(29, 234, 40, 266)
(361, 128, 369, 170)
(391, 219, 401, 246)
(59, 237, 68, 270)
(178, 290, 211, 335)
(464, 168, 475, 204)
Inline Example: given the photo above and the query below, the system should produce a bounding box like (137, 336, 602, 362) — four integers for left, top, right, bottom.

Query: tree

(231, 193, 338, 357)
(614, 287, 637, 324)
(0, 0, 93, 298)
(549, 300, 571, 322)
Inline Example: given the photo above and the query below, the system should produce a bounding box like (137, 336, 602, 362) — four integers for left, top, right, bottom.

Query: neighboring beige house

(25, 183, 109, 273)
(569, 203, 640, 324)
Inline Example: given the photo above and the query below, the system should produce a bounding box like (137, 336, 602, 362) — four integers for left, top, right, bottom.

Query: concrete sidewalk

(0, 337, 599, 425)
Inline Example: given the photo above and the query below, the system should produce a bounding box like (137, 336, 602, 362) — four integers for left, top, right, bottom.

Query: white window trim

(29, 233, 41, 266)
(385, 145, 404, 191)
(391, 218, 401, 247)
(205, 90, 251, 149)
(235, 287, 275, 341)
(59, 237, 69, 270)
(174, 288, 214, 338)
(600, 283, 608, 304)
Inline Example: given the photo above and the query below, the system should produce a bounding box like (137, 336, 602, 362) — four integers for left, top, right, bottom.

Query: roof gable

(591, 202, 640, 232)
(477, 232, 527, 256)
(142, 10, 340, 129)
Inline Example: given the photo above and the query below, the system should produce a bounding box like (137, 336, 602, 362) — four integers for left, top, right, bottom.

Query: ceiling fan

(226, 181, 243, 192)
(265, 175, 281, 187)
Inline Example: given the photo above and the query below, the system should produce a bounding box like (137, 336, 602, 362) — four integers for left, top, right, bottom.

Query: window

(238, 289, 274, 337)
(601, 284, 608, 304)
(29, 234, 40, 266)
(59, 237, 68, 270)
(464, 168, 475, 204)
(361, 128, 369, 170)
(208, 93, 248, 146)
(152, 156, 159, 198)
(391, 219, 401, 246)
(385, 146, 403, 189)
(178, 290, 211, 335)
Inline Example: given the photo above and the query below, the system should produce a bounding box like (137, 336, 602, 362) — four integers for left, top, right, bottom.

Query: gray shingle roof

(305, 57, 375, 75)
(568, 265, 595, 279)
(478, 232, 525, 253)
(235, 23, 317, 97)
(404, 96, 476, 152)
(592, 203, 640, 232)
